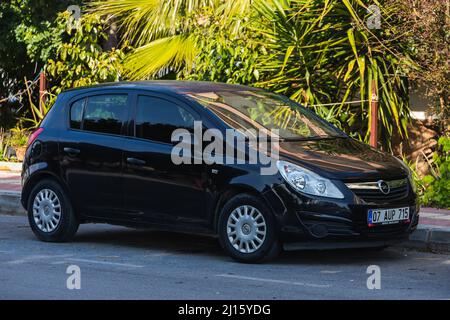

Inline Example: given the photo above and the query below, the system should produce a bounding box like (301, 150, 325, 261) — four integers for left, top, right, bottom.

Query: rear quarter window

(69, 94, 128, 135)
(83, 95, 127, 135)
(70, 99, 84, 129)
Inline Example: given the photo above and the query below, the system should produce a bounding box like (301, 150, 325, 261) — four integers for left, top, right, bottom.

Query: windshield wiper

(282, 135, 345, 142)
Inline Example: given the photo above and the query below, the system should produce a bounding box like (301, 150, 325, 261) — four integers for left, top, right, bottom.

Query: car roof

(62, 80, 262, 95)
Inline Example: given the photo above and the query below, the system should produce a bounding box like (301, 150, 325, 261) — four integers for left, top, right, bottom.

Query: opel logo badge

(377, 180, 390, 194)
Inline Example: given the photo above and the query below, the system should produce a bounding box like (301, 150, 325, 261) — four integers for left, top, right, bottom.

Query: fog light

(310, 224, 328, 238)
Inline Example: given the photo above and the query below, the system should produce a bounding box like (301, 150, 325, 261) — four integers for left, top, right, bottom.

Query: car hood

(277, 137, 408, 181)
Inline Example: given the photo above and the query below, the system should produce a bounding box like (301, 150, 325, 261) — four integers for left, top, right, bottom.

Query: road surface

(0, 215, 449, 299)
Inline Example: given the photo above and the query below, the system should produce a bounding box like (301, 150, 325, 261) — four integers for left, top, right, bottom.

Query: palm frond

(89, 0, 251, 45)
(124, 35, 197, 79)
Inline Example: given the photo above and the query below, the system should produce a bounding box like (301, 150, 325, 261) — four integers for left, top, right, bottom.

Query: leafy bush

(0, 124, 29, 162)
(181, 35, 263, 85)
(9, 124, 29, 148)
(421, 136, 450, 209)
(45, 12, 126, 94)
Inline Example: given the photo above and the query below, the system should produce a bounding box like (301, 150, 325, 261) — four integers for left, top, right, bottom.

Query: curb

(0, 191, 449, 253)
(0, 191, 25, 216)
(402, 224, 450, 253)
(0, 161, 22, 172)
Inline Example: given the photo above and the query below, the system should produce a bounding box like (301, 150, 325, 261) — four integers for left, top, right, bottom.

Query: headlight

(276, 160, 344, 199)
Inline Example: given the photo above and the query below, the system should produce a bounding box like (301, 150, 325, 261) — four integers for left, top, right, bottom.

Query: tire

(218, 194, 281, 263)
(27, 179, 79, 242)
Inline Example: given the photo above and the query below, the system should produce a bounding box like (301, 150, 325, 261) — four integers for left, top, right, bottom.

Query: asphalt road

(0, 214, 449, 300)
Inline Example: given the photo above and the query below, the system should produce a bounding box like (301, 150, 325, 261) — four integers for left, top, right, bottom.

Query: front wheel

(218, 194, 281, 263)
(27, 179, 79, 242)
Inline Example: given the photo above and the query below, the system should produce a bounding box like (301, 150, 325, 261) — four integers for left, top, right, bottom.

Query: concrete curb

(0, 191, 449, 253)
(0, 191, 25, 216)
(0, 161, 22, 172)
(402, 224, 450, 253)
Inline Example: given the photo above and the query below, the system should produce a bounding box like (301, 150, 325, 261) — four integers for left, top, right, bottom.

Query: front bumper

(263, 183, 419, 246)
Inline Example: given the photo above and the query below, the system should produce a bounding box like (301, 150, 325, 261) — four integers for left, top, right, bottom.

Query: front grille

(346, 178, 409, 203)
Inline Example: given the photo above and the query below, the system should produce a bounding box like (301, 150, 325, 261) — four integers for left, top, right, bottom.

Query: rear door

(60, 91, 131, 220)
(122, 92, 209, 226)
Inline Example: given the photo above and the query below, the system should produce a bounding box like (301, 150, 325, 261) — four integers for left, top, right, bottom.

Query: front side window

(83, 95, 127, 135)
(135, 95, 197, 144)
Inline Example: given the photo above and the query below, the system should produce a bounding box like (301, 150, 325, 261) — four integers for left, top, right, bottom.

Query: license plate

(368, 207, 410, 226)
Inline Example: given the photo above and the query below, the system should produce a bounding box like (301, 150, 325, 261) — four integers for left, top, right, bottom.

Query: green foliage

(252, 0, 413, 150)
(23, 92, 54, 129)
(0, 129, 6, 161)
(9, 124, 29, 148)
(0, 123, 28, 162)
(89, 0, 251, 79)
(45, 13, 126, 94)
(15, 20, 64, 63)
(395, 0, 449, 130)
(0, 0, 83, 128)
(421, 136, 450, 209)
(180, 34, 263, 84)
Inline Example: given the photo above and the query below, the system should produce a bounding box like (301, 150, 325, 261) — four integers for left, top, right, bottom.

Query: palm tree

(89, 0, 252, 79)
(252, 0, 414, 148)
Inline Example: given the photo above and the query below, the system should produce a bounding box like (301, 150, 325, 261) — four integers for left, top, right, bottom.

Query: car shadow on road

(275, 247, 408, 266)
(75, 226, 225, 257)
(73, 224, 410, 266)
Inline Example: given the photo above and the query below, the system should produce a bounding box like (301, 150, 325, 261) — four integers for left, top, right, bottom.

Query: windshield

(187, 90, 344, 140)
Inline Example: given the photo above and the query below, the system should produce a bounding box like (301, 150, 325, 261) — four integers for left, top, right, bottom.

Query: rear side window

(70, 99, 84, 129)
(82, 95, 127, 135)
(135, 95, 197, 143)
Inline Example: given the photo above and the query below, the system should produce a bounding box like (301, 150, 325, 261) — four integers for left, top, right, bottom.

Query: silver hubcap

(33, 189, 61, 233)
(227, 205, 267, 254)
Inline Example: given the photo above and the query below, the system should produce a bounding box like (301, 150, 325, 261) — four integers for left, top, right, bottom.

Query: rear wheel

(27, 179, 79, 242)
(218, 194, 281, 263)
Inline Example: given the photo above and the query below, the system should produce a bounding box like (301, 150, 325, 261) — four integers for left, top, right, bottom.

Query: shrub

(421, 136, 450, 209)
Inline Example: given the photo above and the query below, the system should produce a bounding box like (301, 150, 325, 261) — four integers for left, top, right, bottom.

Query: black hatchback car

(22, 81, 419, 262)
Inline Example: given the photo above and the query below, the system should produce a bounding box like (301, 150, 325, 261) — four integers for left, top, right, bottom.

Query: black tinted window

(135, 96, 196, 143)
(83, 95, 127, 135)
(70, 99, 84, 129)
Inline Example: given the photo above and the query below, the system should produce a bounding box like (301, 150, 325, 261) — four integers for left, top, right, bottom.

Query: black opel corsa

(21, 81, 419, 263)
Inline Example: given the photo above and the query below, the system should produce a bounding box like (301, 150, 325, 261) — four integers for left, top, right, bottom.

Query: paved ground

(420, 208, 450, 227)
(0, 171, 21, 192)
(0, 214, 449, 300)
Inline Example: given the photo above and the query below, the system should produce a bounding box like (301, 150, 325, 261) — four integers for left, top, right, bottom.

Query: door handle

(63, 147, 80, 156)
(126, 157, 146, 166)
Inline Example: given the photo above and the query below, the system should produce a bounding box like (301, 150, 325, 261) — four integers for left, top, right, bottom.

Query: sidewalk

(1, 168, 449, 252)
(0, 170, 24, 216)
(419, 207, 450, 227)
(0, 171, 22, 192)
